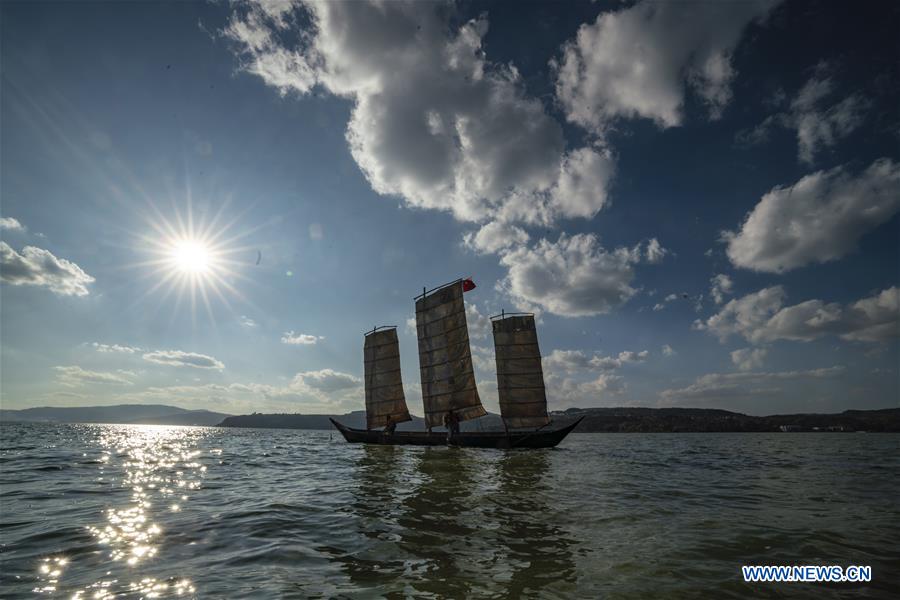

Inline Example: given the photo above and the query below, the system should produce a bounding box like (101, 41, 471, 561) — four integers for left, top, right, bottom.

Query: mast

(415, 280, 487, 428)
(491, 312, 550, 429)
(363, 326, 412, 430)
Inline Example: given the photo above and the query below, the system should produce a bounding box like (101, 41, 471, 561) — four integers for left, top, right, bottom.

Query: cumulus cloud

(239, 315, 258, 328)
(842, 287, 900, 343)
(722, 158, 900, 273)
(92, 343, 141, 354)
(293, 368, 360, 392)
(470, 344, 496, 378)
(55, 366, 133, 387)
(710, 274, 734, 305)
(653, 292, 680, 311)
(590, 350, 649, 371)
(497, 234, 665, 317)
(541, 346, 647, 406)
(554, 0, 777, 132)
(118, 367, 364, 414)
(543, 348, 648, 373)
(463, 221, 529, 255)
(550, 146, 616, 219)
(547, 371, 625, 408)
(695, 286, 899, 344)
(142, 350, 225, 370)
(660, 366, 843, 404)
(281, 331, 324, 345)
(644, 238, 668, 264)
(661, 344, 676, 357)
(225, 1, 614, 228)
(0, 241, 95, 296)
(736, 63, 869, 164)
(0, 217, 24, 231)
(731, 347, 768, 371)
(465, 303, 491, 340)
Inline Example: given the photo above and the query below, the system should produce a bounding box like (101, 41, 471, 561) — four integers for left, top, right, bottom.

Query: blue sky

(1, 0, 897, 416)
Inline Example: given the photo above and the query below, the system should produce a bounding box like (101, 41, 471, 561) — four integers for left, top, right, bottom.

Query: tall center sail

(492, 313, 550, 429)
(363, 327, 412, 430)
(415, 280, 487, 428)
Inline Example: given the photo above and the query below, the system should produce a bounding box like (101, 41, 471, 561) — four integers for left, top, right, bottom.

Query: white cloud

(541, 346, 647, 406)
(543, 348, 648, 374)
(239, 315, 258, 328)
(737, 64, 869, 164)
(550, 146, 616, 219)
(842, 287, 900, 343)
(661, 344, 676, 357)
(0, 217, 24, 231)
(497, 234, 664, 317)
(281, 331, 324, 345)
(142, 350, 225, 370)
(466, 303, 491, 340)
(308, 223, 323, 240)
(644, 238, 668, 264)
(118, 368, 364, 414)
(0, 241, 95, 296)
(547, 371, 625, 408)
(225, 1, 613, 228)
(293, 368, 360, 393)
(463, 221, 529, 255)
(660, 366, 843, 404)
(223, 4, 318, 96)
(722, 158, 900, 273)
(710, 274, 734, 305)
(92, 343, 141, 354)
(405, 317, 417, 337)
(696, 286, 899, 345)
(731, 347, 768, 371)
(55, 366, 133, 387)
(590, 350, 649, 371)
(653, 292, 681, 311)
(554, 0, 777, 132)
(470, 344, 496, 378)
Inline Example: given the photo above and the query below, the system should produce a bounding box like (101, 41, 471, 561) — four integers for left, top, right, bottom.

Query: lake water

(1, 423, 898, 598)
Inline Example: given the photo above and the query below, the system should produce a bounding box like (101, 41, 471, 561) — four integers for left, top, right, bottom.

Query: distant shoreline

(3, 405, 898, 433)
(217, 407, 900, 433)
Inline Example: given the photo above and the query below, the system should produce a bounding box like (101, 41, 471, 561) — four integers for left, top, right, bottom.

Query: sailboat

(330, 279, 583, 448)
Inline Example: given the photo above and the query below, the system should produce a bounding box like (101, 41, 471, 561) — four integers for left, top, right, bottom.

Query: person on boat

(383, 415, 397, 437)
(444, 410, 460, 441)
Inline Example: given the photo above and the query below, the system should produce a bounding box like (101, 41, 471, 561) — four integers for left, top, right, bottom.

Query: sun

(132, 199, 262, 326)
(170, 239, 213, 274)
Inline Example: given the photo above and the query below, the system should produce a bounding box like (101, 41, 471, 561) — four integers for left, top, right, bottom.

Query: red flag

(462, 277, 476, 292)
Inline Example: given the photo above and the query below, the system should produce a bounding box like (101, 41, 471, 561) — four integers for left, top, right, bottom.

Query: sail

(415, 280, 487, 428)
(363, 327, 412, 430)
(492, 313, 550, 429)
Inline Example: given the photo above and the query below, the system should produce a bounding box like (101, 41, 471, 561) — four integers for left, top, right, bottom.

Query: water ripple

(1, 424, 898, 598)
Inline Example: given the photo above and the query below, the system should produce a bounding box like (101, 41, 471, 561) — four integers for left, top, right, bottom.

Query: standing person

(383, 415, 396, 440)
(444, 410, 460, 442)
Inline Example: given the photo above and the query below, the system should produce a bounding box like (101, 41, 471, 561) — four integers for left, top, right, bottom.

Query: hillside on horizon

(0, 404, 230, 427)
(218, 406, 900, 433)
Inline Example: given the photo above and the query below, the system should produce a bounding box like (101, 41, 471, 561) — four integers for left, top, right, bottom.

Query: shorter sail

(364, 328, 412, 430)
(493, 314, 550, 429)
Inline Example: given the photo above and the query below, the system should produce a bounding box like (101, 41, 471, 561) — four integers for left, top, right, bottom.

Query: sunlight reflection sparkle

(34, 425, 208, 598)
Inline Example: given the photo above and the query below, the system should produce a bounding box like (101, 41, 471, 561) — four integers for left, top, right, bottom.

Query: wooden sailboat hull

(329, 417, 583, 449)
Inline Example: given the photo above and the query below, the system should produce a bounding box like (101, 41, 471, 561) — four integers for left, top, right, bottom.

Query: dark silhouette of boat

(330, 416, 583, 449)
(331, 278, 581, 448)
